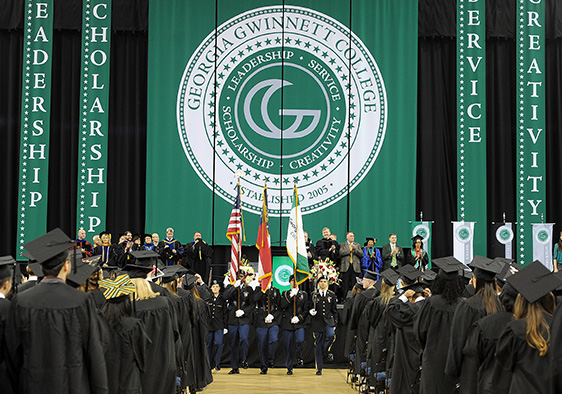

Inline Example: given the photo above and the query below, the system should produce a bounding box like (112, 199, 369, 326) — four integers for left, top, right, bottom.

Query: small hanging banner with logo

(457, 0, 486, 255)
(532, 223, 553, 270)
(411, 221, 432, 268)
(16, 0, 54, 257)
(492, 222, 515, 259)
(517, 0, 546, 265)
(453, 221, 475, 265)
(76, 0, 112, 236)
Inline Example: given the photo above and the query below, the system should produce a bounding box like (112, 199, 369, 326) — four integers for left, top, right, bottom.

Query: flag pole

(293, 182, 299, 317)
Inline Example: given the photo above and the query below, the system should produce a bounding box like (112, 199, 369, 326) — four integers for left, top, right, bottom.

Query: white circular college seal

(455, 224, 473, 244)
(177, 6, 387, 215)
(495, 225, 514, 245)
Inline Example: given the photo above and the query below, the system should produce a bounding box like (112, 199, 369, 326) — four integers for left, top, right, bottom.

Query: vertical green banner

(457, 0, 486, 255)
(517, 0, 546, 265)
(147, 1, 417, 246)
(77, 0, 112, 236)
(16, 0, 54, 256)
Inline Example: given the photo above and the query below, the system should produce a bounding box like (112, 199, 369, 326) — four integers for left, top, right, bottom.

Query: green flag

(286, 185, 309, 285)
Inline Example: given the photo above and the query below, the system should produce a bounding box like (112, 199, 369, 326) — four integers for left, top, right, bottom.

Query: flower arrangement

(310, 258, 340, 285)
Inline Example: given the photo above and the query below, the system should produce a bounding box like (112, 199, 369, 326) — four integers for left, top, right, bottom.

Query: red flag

(226, 182, 243, 283)
(256, 185, 272, 291)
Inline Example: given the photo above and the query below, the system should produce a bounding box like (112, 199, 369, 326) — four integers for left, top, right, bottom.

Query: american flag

(226, 182, 243, 283)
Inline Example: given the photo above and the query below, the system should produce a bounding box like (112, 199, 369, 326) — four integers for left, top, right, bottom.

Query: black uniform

(253, 286, 282, 370)
(223, 283, 254, 370)
(413, 294, 461, 394)
(309, 289, 338, 372)
(464, 311, 513, 394)
(206, 292, 227, 369)
(280, 288, 309, 371)
(5, 278, 108, 394)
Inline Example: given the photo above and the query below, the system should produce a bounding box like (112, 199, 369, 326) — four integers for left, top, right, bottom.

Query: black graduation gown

(464, 310, 513, 394)
(366, 297, 392, 372)
(134, 296, 178, 394)
(4, 279, 108, 394)
(188, 293, 213, 390)
(445, 293, 497, 394)
(341, 296, 356, 358)
(90, 288, 107, 309)
(169, 292, 193, 389)
(349, 287, 377, 365)
(413, 295, 461, 394)
(102, 316, 149, 394)
(386, 296, 424, 394)
(0, 297, 14, 394)
(17, 279, 37, 293)
(550, 303, 562, 393)
(496, 316, 553, 394)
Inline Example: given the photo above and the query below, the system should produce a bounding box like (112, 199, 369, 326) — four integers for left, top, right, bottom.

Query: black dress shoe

(215, 365, 221, 371)
(327, 352, 334, 362)
(296, 358, 304, 367)
(287, 369, 293, 375)
(266, 361, 274, 368)
(241, 360, 249, 369)
(316, 370, 322, 375)
(228, 369, 239, 374)
(260, 367, 268, 374)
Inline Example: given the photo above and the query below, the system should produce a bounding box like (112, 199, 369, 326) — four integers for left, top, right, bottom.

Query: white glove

(291, 316, 299, 324)
(248, 279, 259, 290)
(290, 288, 298, 297)
(309, 309, 317, 316)
(223, 328, 228, 335)
(234, 280, 241, 288)
(223, 276, 230, 288)
(235, 309, 245, 318)
(265, 314, 274, 323)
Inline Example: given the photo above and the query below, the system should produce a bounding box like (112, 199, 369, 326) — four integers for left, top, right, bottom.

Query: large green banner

(16, 0, 54, 256)
(457, 0, 486, 255)
(147, 0, 417, 245)
(517, 0, 546, 265)
(76, 0, 112, 236)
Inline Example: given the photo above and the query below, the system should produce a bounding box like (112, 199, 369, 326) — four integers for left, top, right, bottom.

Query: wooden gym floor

(203, 368, 352, 393)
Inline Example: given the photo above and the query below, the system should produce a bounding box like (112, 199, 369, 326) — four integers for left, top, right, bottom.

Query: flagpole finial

(503, 212, 506, 223)
(541, 213, 544, 223)
(420, 211, 423, 221)
(234, 170, 243, 180)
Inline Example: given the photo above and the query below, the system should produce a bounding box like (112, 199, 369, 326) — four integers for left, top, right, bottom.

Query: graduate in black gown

(342, 283, 363, 362)
(464, 280, 517, 394)
(125, 262, 180, 394)
(366, 269, 398, 388)
(0, 256, 15, 394)
(445, 256, 503, 394)
(413, 256, 465, 394)
(98, 274, 150, 394)
(349, 270, 379, 372)
(386, 270, 428, 394)
(5, 229, 108, 394)
(495, 261, 561, 394)
(550, 280, 562, 393)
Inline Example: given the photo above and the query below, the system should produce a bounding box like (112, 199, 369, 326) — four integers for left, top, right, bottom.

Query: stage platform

(204, 368, 352, 393)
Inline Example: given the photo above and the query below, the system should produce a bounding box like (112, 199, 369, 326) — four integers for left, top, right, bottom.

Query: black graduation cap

(165, 265, 189, 277)
(210, 279, 220, 286)
(419, 269, 437, 283)
(130, 250, 160, 267)
(363, 270, 380, 281)
(380, 268, 400, 286)
(143, 233, 152, 240)
(161, 272, 178, 284)
(397, 264, 422, 283)
(99, 230, 110, 237)
(364, 237, 376, 246)
(495, 259, 519, 286)
(411, 234, 424, 242)
(66, 254, 97, 288)
(468, 255, 503, 282)
(0, 256, 15, 281)
(433, 256, 466, 279)
(183, 274, 198, 290)
(83, 255, 102, 270)
(21, 251, 43, 278)
(506, 260, 562, 303)
(401, 281, 426, 295)
(24, 228, 74, 268)
(318, 275, 329, 281)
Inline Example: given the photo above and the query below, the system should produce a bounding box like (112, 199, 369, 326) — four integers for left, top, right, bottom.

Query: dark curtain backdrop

(2, 0, 562, 259)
